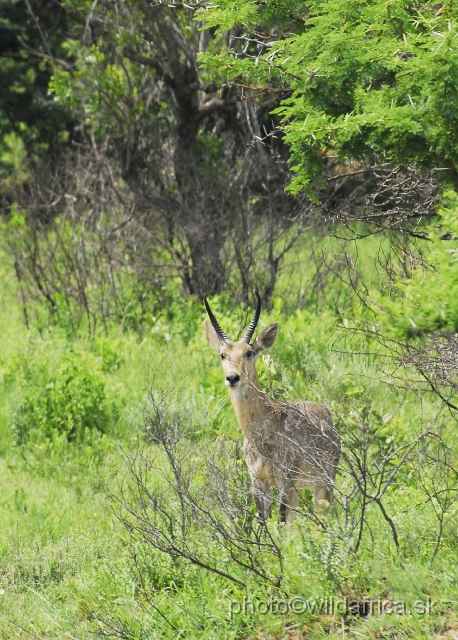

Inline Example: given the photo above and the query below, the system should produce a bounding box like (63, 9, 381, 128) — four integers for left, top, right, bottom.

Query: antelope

(204, 294, 340, 523)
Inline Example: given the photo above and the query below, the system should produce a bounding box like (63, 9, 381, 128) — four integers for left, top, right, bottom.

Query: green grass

(0, 235, 458, 639)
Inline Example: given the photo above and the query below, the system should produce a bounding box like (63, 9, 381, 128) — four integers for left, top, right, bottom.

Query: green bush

(11, 348, 119, 445)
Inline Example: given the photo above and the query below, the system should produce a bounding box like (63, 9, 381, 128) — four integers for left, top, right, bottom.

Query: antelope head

(204, 293, 279, 391)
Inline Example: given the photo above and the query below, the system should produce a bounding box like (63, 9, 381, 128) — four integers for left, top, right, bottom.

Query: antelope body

(204, 294, 340, 523)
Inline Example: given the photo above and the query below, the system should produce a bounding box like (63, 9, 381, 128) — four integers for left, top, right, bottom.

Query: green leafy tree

(1, 0, 306, 310)
(200, 0, 458, 197)
(44, 0, 300, 299)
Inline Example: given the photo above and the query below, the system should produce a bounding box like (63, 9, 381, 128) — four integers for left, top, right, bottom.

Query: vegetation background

(0, 0, 458, 637)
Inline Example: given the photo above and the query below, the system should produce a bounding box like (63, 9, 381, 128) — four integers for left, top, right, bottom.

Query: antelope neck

(228, 375, 277, 437)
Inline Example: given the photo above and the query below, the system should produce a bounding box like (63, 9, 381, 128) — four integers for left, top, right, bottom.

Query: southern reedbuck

(204, 294, 340, 523)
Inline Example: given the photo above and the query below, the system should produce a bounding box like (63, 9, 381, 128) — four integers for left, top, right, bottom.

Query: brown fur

(205, 320, 340, 523)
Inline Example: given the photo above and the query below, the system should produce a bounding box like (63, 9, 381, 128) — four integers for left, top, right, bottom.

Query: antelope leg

(251, 477, 273, 522)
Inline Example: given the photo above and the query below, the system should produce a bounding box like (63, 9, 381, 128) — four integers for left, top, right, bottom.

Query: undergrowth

(0, 225, 457, 639)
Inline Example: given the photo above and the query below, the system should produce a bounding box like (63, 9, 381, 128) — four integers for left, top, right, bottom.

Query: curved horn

(241, 291, 261, 343)
(204, 298, 229, 343)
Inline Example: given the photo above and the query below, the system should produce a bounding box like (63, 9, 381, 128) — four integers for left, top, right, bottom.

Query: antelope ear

(204, 320, 222, 352)
(252, 323, 279, 356)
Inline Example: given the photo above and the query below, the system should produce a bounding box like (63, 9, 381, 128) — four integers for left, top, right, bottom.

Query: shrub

(11, 347, 119, 444)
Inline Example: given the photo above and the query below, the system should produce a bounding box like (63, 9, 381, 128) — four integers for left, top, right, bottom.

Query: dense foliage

(0, 0, 71, 184)
(201, 0, 458, 195)
(10, 343, 122, 444)
(1, 0, 305, 307)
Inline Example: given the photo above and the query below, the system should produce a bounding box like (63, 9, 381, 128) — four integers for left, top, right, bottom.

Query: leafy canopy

(199, 0, 458, 196)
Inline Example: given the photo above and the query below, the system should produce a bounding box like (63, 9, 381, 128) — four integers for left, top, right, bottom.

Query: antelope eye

(246, 350, 253, 359)
(220, 353, 226, 360)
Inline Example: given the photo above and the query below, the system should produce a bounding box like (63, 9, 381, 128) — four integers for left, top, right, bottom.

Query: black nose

(226, 373, 240, 386)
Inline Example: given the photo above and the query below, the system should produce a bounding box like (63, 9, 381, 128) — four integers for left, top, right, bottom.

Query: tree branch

(122, 46, 176, 89)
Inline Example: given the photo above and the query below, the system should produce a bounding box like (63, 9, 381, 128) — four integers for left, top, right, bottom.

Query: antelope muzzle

(225, 372, 241, 387)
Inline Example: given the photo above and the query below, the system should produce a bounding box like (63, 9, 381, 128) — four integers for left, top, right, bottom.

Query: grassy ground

(0, 234, 457, 639)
